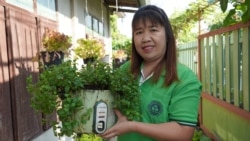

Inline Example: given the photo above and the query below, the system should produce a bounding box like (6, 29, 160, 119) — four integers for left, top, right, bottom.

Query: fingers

(113, 109, 122, 117)
(101, 128, 118, 139)
(101, 109, 127, 139)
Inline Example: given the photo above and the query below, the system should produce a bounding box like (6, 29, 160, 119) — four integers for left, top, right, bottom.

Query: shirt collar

(139, 65, 154, 86)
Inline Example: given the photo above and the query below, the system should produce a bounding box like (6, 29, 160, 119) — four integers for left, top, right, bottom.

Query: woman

(102, 5, 201, 141)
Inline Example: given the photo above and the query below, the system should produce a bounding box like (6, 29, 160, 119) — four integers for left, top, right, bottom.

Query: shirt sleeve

(168, 68, 202, 127)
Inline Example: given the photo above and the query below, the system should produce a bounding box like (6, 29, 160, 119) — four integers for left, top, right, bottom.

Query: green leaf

(220, 0, 228, 12)
(242, 9, 250, 23)
(223, 9, 236, 26)
(242, 0, 250, 22)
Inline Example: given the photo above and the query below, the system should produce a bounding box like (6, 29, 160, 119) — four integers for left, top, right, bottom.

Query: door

(6, 7, 42, 141)
(0, 5, 14, 141)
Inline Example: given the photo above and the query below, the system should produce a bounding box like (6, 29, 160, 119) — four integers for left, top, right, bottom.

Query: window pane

(37, 0, 56, 20)
(86, 15, 92, 29)
(99, 22, 103, 35)
(93, 18, 98, 33)
(6, 0, 33, 12)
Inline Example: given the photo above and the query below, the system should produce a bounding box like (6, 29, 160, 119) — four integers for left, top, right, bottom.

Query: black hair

(130, 5, 179, 86)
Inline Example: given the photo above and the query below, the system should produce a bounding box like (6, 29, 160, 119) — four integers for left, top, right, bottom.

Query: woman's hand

(101, 109, 195, 141)
(101, 109, 133, 139)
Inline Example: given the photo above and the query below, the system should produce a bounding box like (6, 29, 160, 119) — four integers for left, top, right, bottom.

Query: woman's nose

(142, 34, 151, 43)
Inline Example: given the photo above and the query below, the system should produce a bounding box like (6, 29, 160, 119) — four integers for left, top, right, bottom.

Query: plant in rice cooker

(26, 59, 141, 138)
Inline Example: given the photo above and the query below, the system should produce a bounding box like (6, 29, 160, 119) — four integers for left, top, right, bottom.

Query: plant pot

(74, 90, 115, 134)
(40, 51, 64, 67)
(83, 57, 95, 64)
(113, 58, 125, 68)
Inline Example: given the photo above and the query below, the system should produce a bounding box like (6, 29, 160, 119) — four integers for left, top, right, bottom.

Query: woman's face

(133, 19, 166, 63)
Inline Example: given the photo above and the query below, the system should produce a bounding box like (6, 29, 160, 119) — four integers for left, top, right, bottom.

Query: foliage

(169, 0, 249, 42)
(26, 61, 83, 113)
(170, 10, 197, 43)
(122, 39, 132, 59)
(110, 15, 119, 36)
(192, 129, 203, 141)
(112, 49, 128, 68)
(32, 29, 72, 63)
(78, 61, 112, 90)
(54, 94, 91, 137)
(112, 35, 130, 50)
(192, 128, 212, 141)
(110, 15, 126, 50)
(207, 11, 228, 31)
(110, 68, 141, 121)
(110, 15, 131, 58)
(74, 38, 105, 60)
(219, 0, 250, 26)
(27, 61, 85, 137)
(76, 133, 102, 141)
(112, 49, 127, 60)
(42, 28, 72, 53)
(26, 60, 141, 137)
(169, 0, 217, 43)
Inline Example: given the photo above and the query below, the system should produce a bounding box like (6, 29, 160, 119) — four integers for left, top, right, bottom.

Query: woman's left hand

(101, 109, 133, 139)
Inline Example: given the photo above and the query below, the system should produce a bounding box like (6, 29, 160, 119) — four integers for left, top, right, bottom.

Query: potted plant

(112, 49, 128, 68)
(26, 59, 140, 140)
(39, 28, 72, 67)
(73, 37, 105, 64)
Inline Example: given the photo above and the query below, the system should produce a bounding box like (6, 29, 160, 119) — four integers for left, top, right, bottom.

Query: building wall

(57, 0, 112, 63)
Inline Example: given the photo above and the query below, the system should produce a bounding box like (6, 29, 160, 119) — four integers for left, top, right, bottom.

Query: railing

(178, 41, 198, 75)
(198, 21, 250, 112)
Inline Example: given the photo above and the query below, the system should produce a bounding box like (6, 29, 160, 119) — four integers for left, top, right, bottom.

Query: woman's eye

(151, 28, 158, 32)
(135, 31, 142, 35)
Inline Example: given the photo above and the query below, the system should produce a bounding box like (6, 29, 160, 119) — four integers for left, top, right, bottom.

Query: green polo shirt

(118, 61, 202, 141)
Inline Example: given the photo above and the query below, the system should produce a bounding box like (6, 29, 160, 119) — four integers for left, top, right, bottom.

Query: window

(6, 0, 33, 12)
(85, 14, 104, 36)
(86, 15, 92, 29)
(99, 21, 104, 36)
(92, 17, 98, 33)
(37, 0, 56, 20)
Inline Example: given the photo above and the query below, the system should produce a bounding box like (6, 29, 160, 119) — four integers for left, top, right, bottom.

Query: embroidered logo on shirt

(148, 100, 163, 116)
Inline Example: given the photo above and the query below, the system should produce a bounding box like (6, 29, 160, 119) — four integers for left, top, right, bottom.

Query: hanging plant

(26, 60, 141, 138)
(42, 28, 72, 53)
(73, 38, 105, 62)
(35, 28, 72, 67)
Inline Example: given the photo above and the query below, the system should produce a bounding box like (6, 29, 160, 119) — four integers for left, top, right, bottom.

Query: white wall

(56, 0, 112, 63)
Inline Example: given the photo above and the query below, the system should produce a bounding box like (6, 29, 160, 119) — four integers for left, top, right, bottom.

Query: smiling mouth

(142, 46, 154, 52)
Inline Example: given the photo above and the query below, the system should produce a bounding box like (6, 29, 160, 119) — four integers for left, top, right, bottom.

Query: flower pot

(83, 57, 95, 64)
(113, 58, 126, 68)
(40, 51, 64, 67)
(74, 90, 115, 134)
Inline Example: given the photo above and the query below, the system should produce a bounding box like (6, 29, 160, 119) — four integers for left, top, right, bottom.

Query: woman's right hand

(101, 109, 133, 139)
